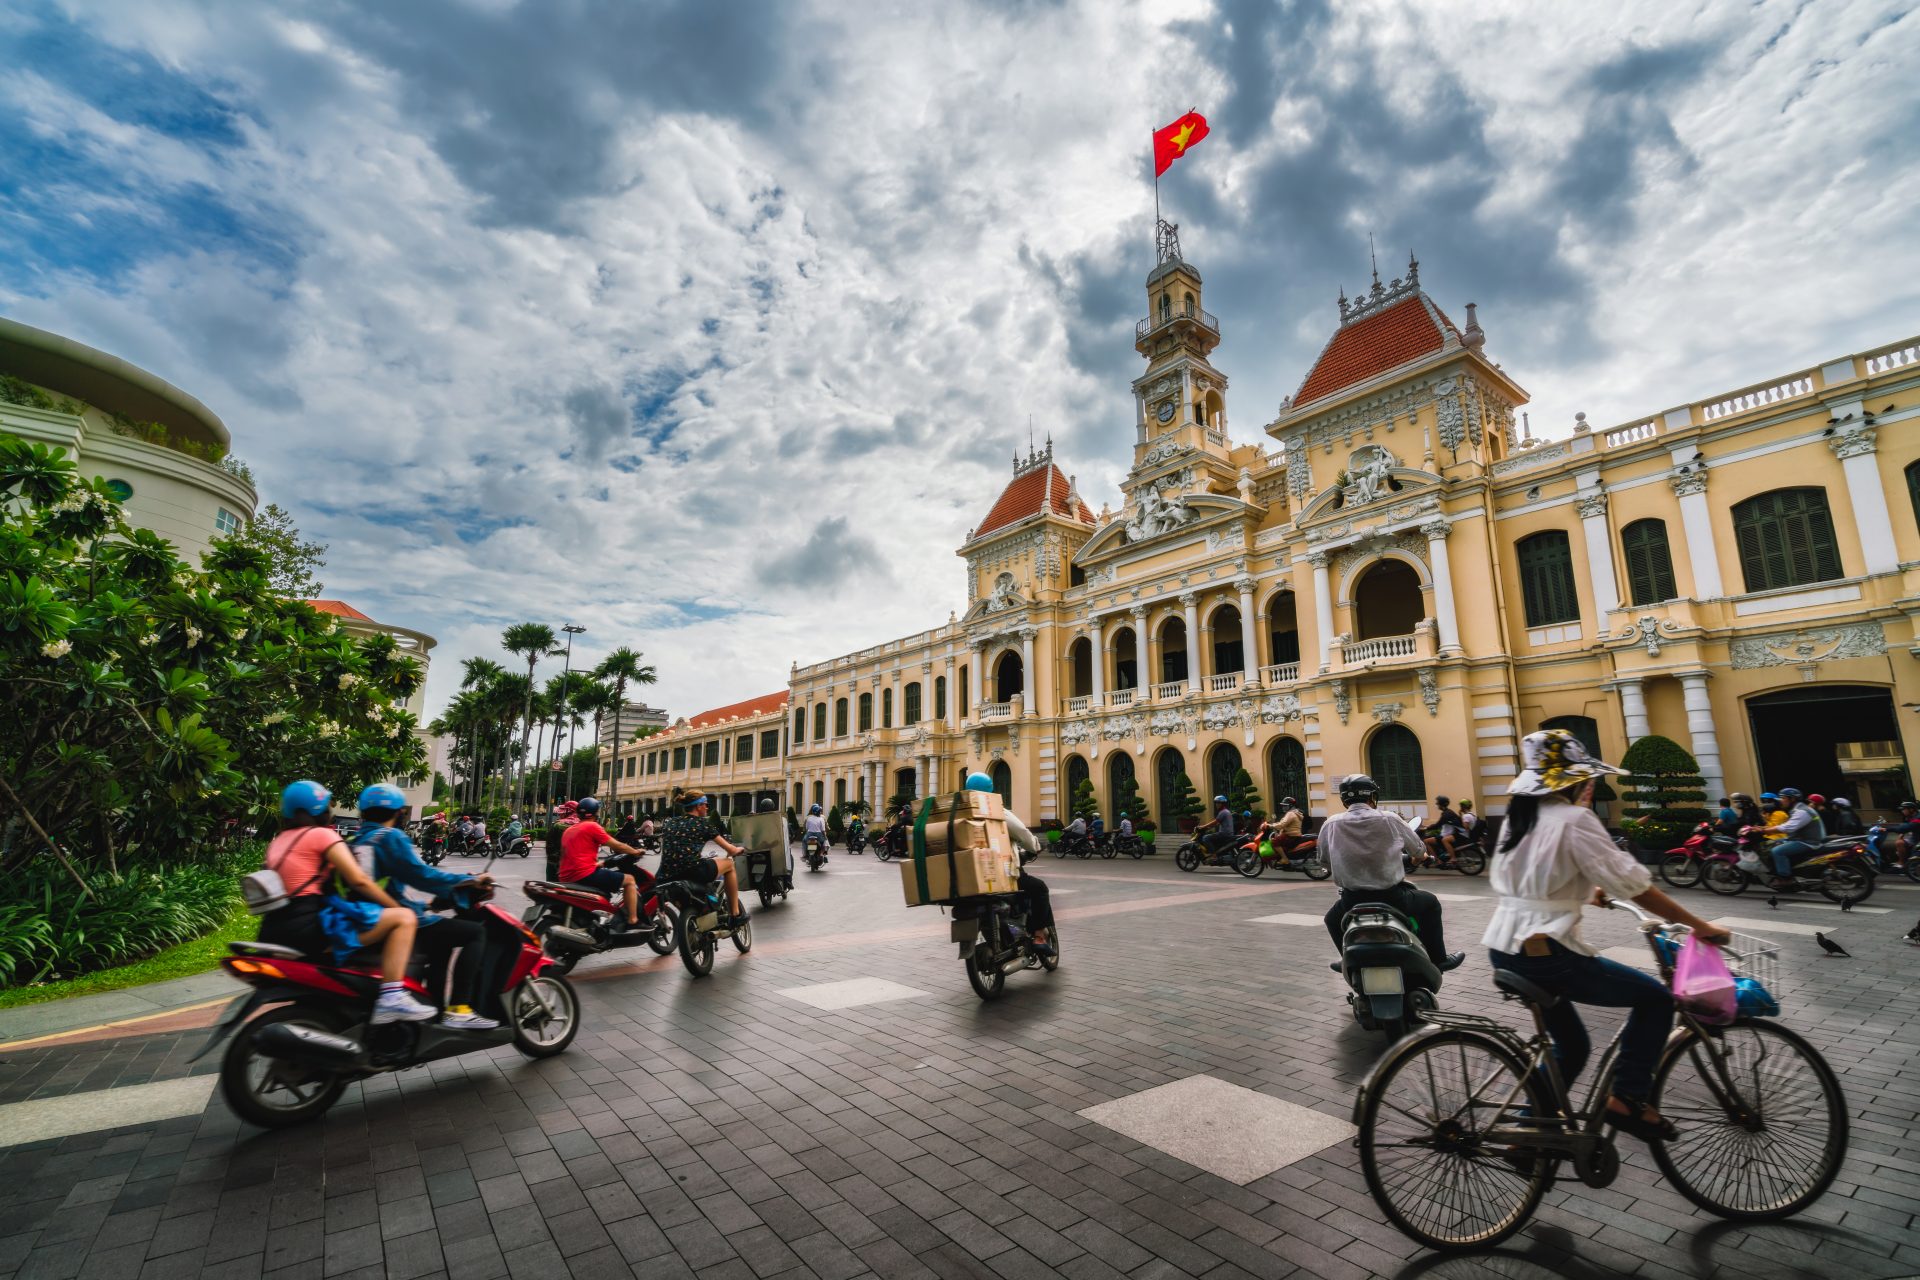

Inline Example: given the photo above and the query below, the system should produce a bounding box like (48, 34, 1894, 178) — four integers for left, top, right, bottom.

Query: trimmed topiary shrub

(1620, 734, 1710, 851)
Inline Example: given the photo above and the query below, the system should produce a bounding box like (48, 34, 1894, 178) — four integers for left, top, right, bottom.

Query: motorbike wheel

(758, 883, 775, 908)
(1820, 862, 1873, 905)
(1129, 843, 1146, 859)
(731, 917, 753, 953)
(1235, 848, 1263, 878)
(1304, 859, 1332, 881)
(1905, 858, 1920, 884)
(1100, 843, 1117, 859)
(517, 843, 532, 858)
(219, 1003, 350, 1129)
(1660, 853, 1703, 890)
(647, 906, 679, 956)
(966, 949, 1005, 1000)
(1053, 841, 1068, 858)
(1174, 846, 1201, 873)
(1454, 848, 1487, 877)
(1702, 861, 1749, 896)
(678, 913, 716, 977)
(510, 974, 579, 1058)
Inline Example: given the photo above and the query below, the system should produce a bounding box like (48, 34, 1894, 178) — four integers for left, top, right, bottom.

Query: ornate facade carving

(1100, 714, 1138, 741)
(1343, 445, 1398, 507)
(1729, 622, 1886, 669)
(1201, 702, 1237, 731)
(1332, 532, 1428, 585)
(1123, 482, 1196, 543)
(1332, 679, 1352, 725)
(1259, 693, 1303, 723)
(1667, 466, 1708, 498)
(1419, 667, 1439, 716)
(1434, 378, 1464, 452)
(1574, 491, 1609, 519)
(1148, 709, 1185, 737)
(1371, 702, 1404, 725)
(1829, 425, 1877, 460)
(1060, 719, 1092, 747)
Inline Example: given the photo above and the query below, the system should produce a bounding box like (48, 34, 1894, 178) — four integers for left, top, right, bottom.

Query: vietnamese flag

(1153, 111, 1210, 177)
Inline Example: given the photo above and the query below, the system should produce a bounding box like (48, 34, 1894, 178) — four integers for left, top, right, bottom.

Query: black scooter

(803, 832, 828, 871)
(1333, 902, 1442, 1039)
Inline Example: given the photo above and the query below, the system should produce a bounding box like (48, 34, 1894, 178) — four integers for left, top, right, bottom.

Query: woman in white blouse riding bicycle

(1484, 729, 1730, 1143)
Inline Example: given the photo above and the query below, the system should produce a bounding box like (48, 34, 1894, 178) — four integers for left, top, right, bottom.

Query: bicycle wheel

(1357, 1029, 1554, 1251)
(1660, 853, 1702, 890)
(1650, 1020, 1848, 1220)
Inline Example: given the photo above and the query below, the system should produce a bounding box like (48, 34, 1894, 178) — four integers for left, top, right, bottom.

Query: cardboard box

(900, 843, 1019, 907)
(920, 790, 1004, 823)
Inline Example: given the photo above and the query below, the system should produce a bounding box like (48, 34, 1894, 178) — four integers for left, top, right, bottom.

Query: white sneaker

(371, 989, 437, 1025)
(441, 1010, 500, 1030)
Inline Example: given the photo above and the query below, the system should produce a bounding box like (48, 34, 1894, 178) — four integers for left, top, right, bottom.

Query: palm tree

(501, 623, 556, 820)
(594, 648, 656, 812)
(458, 657, 507, 808)
(487, 673, 532, 811)
(570, 679, 617, 803)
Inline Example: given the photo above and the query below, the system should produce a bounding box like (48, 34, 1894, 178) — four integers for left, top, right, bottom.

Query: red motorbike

(1658, 821, 1738, 889)
(521, 852, 678, 973)
(198, 887, 579, 1129)
(1236, 830, 1330, 879)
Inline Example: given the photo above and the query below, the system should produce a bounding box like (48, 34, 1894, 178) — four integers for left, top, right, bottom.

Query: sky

(3, 0, 1917, 724)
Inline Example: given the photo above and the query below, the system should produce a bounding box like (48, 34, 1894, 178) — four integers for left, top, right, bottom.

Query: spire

(1368, 232, 1379, 290)
(1337, 245, 1424, 325)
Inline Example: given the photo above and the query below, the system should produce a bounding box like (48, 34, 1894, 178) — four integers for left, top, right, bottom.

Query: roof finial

(1368, 232, 1379, 289)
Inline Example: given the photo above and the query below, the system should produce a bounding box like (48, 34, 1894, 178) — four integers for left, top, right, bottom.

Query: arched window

(1157, 616, 1189, 684)
(1621, 519, 1677, 606)
(1183, 291, 1195, 317)
(989, 760, 1013, 809)
(834, 698, 849, 737)
(1159, 292, 1171, 323)
(1209, 603, 1243, 675)
(903, 682, 922, 725)
(1516, 531, 1580, 627)
(1107, 752, 1137, 824)
(1352, 560, 1424, 639)
(882, 688, 893, 728)
(812, 703, 827, 740)
(1069, 637, 1093, 698)
(1907, 460, 1920, 533)
(1064, 755, 1090, 810)
(958, 667, 969, 717)
(1154, 747, 1187, 831)
(834, 778, 847, 808)
(1732, 488, 1842, 592)
(858, 692, 873, 732)
(994, 651, 1023, 703)
(1207, 743, 1242, 809)
(792, 709, 805, 744)
(1541, 715, 1602, 759)
(1112, 627, 1139, 690)
(1368, 725, 1426, 801)
(1266, 593, 1300, 668)
(934, 675, 946, 720)
(1267, 737, 1306, 816)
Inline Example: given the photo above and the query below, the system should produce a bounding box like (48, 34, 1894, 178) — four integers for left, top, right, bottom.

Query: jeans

(1204, 831, 1239, 862)
(412, 918, 484, 1007)
(1772, 839, 1815, 878)
(1324, 883, 1448, 966)
(1489, 940, 1673, 1099)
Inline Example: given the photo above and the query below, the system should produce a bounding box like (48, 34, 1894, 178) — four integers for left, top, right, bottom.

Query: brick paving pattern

(3, 853, 1919, 1279)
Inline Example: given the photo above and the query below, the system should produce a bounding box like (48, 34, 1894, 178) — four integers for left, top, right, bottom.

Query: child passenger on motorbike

(350, 784, 499, 1030)
(258, 781, 437, 1026)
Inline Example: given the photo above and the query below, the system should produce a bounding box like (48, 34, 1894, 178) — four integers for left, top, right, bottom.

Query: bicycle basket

(1722, 932, 1780, 1016)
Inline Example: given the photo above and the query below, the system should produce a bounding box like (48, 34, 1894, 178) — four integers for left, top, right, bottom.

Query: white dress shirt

(1480, 799, 1653, 956)
(1319, 805, 1426, 890)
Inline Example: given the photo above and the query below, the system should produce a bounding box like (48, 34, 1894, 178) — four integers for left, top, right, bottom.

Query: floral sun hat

(1508, 728, 1627, 797)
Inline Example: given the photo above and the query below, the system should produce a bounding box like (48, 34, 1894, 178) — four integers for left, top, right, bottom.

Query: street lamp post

(560, 624, 586, 805)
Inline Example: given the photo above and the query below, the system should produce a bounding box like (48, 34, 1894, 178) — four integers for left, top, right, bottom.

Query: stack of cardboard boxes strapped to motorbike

(900, 789, 1020, 906)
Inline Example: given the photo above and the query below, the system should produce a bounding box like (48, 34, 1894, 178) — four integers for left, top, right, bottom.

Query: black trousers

(1324, 884, 1448, 965)
(1017, 872, 1053, 933)
(412, 918, 484, 1006)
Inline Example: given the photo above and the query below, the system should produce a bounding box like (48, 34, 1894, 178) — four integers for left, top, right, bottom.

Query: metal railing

(1260, 662, 1299, 685)
(1135, 305, 1219, 340)
(1341, 634, 1418, 663)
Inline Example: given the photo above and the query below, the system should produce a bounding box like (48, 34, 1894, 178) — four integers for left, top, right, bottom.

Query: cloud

(0, 0, 1915, 724)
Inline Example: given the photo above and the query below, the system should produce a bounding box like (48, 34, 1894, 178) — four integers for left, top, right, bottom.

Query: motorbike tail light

(1349, 926, 1400, 944)
(228, 958, 284, 979)
(1360, 966, 1405, 995)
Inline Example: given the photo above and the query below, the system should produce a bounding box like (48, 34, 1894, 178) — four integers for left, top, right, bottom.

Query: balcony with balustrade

(1151, 680, 1186, 701)
(1064, 694, 1092, 715)
(979, 700, 1014, 720)
(1108, 688, 1137, 708)
(1203, 672, 1243, 695)
(1338, 631, 1433, 667)
(1260, 662, 1300, 686)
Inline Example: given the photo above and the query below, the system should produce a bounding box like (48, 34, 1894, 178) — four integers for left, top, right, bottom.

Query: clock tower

(1126, 221, 1239, 500)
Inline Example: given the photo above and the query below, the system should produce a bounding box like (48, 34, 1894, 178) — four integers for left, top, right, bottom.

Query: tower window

(1184, 292, 1194, 317)
(214, 508, 241, 534)
(1159, 293, 1171, 323)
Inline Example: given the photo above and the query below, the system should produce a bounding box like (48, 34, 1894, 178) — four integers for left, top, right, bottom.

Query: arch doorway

(988, 759, 1013, 810)
(1207, 742, 1242, 812)
(1353, 560, 1424, 640)
(1267, 593, 1301, 668)
(1210, 604, 1244, 676)
(1748, 685, 1905, 810)
(993, 650, 1024, 703)
(1112, 628, 1139, 690)
(1068, 637, 1093, 698)
(1154, 747, 1188, 831)
(893, 766, 918, 807)
(1064, 754, 1090, 812)
(1368, 725, 1426, 801)
(1158, 616, 1189, 685)
(1107, 752, 1137, 824)
(1267, 737, 1307, 818)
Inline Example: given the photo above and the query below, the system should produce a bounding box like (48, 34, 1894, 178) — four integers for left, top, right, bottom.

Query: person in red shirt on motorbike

(557, 797, 652, 936)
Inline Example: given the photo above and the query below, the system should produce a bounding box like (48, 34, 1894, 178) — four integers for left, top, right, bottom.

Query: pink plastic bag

(1672, 936, 1736, 1025)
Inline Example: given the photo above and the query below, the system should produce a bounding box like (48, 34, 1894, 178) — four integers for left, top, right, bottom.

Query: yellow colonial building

(601, 691, 790, 819)
(681, 232, 1920, 832)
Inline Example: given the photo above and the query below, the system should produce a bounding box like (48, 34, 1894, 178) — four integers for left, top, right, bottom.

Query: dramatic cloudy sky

(4, 0, 1916, 722)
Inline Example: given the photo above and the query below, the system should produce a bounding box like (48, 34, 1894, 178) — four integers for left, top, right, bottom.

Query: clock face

(1156, 400, 1176, 424)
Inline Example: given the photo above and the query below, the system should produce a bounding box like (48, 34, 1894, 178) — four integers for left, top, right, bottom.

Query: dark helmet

(577, 797, 601, 815)
(1280, 796, 1297, 810)
(1902, 800, 1918, 811)
(1778, 787, 1804, 802)
(1213, 795, 1228, 806)
(1338, 774, 1380, 806)
(758, 796, 777, 812)
(1435, 795, 1451, 807)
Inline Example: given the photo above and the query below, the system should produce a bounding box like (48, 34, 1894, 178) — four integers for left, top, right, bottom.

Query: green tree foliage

(223, 502, 326, 598)
(1111, 770, 1144, 829)
(1227, 768, 1264, 824)
(1166, 770, 1206, 830)
(0, 434, 426, 890)
(1620, 734, 1710, 847)
(1070, 777, 1099, 822)
(826, 804, 846, 843)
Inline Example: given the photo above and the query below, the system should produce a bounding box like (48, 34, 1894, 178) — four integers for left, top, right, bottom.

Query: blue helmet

(965, 772, 995, 793)
(577, 796, 602, 815)
(281, 780, 331, 820)
(357, 783, 406, 812)
(1759, 791, 1779, 802)
(1214, 796, 1228, 805)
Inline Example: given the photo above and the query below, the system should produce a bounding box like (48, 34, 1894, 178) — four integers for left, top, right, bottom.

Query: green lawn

(0, 901, 256, 1011)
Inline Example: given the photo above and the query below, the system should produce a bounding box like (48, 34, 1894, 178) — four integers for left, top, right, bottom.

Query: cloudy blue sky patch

(1, 0, 1916, 722)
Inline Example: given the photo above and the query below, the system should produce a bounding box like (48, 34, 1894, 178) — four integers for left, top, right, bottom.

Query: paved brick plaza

(3, 852, 1919, 1279)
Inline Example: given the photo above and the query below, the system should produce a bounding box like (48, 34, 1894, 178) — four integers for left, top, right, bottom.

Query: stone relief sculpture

(1123, 481, 1196, 543)
(988, 571, 1020, 611)
(1345, 445, 1396, 507)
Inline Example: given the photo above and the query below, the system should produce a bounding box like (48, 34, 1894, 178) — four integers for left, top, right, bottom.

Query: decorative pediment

(1075, 494, 1252, 565)
(1298, 464, 1442, 524)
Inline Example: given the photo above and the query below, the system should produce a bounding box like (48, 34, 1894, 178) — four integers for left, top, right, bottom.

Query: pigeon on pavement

(1766, 895, 1779, 909)
(1816, 932, 1851, 957)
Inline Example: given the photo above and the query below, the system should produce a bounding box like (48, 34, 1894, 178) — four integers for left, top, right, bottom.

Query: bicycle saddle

(1492, 969, 1561, 1009)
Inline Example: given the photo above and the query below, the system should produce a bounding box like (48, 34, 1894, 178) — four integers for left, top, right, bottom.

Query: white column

(1832, 428, 1899, 575)
(1678, 672, 1725, 802)
(1668, 468, 1723, 599)
(1129, 607, 1148, 693)
(944, 658, 958, 730)
(1616, 678, 1650, 742)
(1020, 627, 1037, 713)
(1421, 520, 1461, 655)
(890, 669, 902, 729)
(1575, 490, 1619, 617)
(1309, 552, 1336, 671)
(969, 645, 984, 720)
(1090, 617, 1106, 706)
(1236, 577, 1258, 682)
(1181, 592, 1201, 693)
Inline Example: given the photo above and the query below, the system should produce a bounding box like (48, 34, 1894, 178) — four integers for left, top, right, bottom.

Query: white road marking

(1247, 913, 1327, 926)
(1710, 917, 1838, 937)
(1079, 1075, 1355, 1185)
(0, 1076, 215, 1145)
(777, 978, 930, 1010)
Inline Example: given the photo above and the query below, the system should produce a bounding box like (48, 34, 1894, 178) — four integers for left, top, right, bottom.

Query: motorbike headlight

(1360, 966, 1405, 995)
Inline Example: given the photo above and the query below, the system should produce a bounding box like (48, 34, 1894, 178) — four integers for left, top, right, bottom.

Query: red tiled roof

(305, 599, 372, 621)
(973, 463, 1094, 540)
(664, 691, 789, 734)
(1293, 295, 1457, 408)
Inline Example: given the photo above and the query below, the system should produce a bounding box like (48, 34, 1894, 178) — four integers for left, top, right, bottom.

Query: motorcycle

(1864, 825, 1920, 882)
(1239, 831, 1330, 880)
(803, 832, 828, 871)
(1701, 825, 1876, 904)
(950, 860, 1059, 1000)
(199, 884, 578, 1129)
(846, 827, 868, 855)
(873, 825, 909, 861)
(496, 832, 533, 859)
(412, 822, 448, 865)
(1333, 901, 1441, 1039)
(1658, 822, 1738, 889)
(1412, 827, 1486, 876)
(521, 852, 679, 973)
(1057, 830, 1096, 859)
(1174, 833, 1261, 877)
(656, 876, 752, 977)
(1112, 831, 1148, 859)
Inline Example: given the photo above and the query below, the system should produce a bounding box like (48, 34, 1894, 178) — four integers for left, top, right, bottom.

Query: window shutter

(1734, 489, 1842, 592)
(1907, 462, 1920, 532)
(1517, 532, 1578, 627)
(1368, 726, 1426, 800)
(1622, 520, 1675, 605)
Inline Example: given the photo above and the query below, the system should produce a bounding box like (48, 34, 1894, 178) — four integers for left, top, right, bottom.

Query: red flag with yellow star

(1153, 111, 1209, 177)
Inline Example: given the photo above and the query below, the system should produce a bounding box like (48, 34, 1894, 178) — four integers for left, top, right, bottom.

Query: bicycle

(1353, 898, 1847, 1252)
